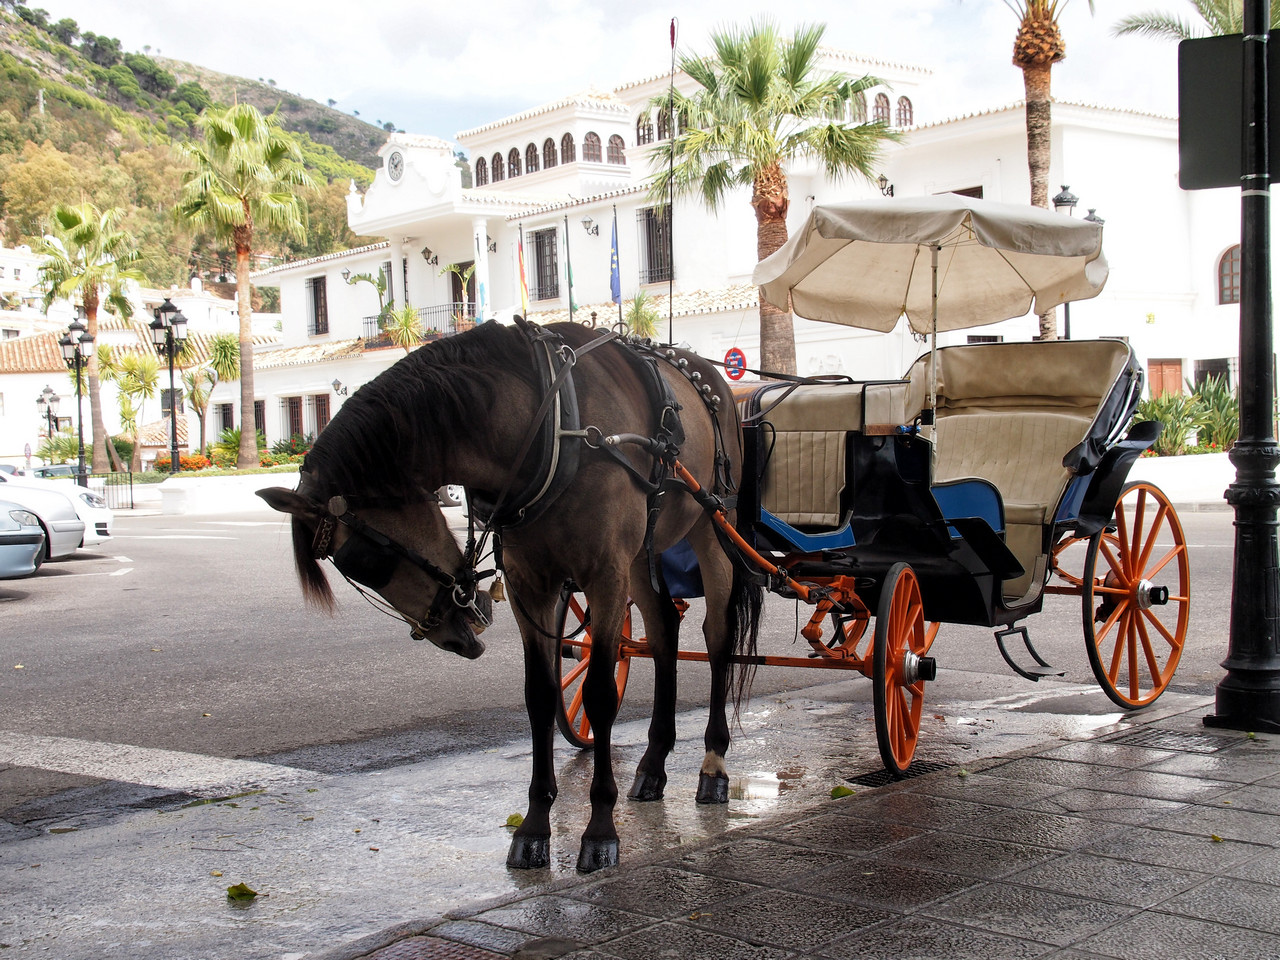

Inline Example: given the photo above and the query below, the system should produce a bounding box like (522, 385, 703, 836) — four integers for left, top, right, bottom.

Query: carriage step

(995, 626, 1066, 682)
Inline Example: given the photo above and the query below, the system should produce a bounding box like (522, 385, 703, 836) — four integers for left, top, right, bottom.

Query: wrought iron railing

(361, 303, 477, 346)
(88, 470, 134, 510)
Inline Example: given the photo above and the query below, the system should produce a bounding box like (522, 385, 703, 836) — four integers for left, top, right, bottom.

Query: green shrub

(211, 427, 267, 468)
(1135, 392, 1206, 457)
(1191, 374, 1239, 451)
(271, 433, 313, 457)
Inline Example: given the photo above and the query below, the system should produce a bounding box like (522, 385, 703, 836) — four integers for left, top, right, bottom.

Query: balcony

(362, 302, 476, 348)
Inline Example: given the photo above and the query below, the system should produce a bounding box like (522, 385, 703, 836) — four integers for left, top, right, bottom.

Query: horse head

(258, 476, 490, 660)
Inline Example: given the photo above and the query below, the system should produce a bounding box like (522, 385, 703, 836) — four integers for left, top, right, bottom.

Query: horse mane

(302, 322, 538, 501)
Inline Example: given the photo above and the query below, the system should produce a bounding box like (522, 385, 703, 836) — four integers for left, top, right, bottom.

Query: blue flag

(609, 215, 621, 305)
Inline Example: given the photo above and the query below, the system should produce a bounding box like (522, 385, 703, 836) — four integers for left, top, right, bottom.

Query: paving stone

(1039, 742, 1176, 769)
(868, 831, 1058, 880)
(910, 771, 1068, 809)
(766, 813, 922, 853)
(1227, 847, 1280, 886)
(1075, 910, 1280, 960)
(432, 920, 541, 954)
(1094, 768, 1234, 803)
(1144, 802, 1280, 846)
(693, 888, 891, 952)
(1158, 876, 1280, 934)
(818, 916, 1055, 959)
(1208, 781, 1280, 815)
(570, 864, 759, 918)
(1004, 851, 1209, 907)
(674, 836, 848, 887)
(1142, 752, 1280, 784)
(981, 758, 1123, 789)
(473, 895, 649, 943)
(787, 857, 978, 909)
(1023, 787, 1186, 826)
(921, 882, 1133, 947)
(1080, 823, 1263, 870)
(954, 809, 1100, 851)
(834, 791, 1001, 829)
(593, 920, 797, 959)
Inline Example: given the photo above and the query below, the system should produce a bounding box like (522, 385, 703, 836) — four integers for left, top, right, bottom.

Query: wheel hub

(901, 650, 937, 685)
(1137, 579, 1169, 609)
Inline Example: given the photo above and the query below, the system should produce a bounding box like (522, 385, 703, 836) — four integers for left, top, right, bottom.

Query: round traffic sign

(724, 347, 747, 381)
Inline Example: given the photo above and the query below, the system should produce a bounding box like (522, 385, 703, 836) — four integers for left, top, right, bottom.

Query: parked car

(0, 474, 113, 547)
(29, 464, 75, 479)
(0, 499, 45, 578)
(0, 464, 25, 477)
(0, 476, 84, 560)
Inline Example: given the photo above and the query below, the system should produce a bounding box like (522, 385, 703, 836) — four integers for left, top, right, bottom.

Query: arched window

(525, 143, 539, 174)
(474, 156, 488, 186)
(583, 132, 602, 162)
(561, 132, 576, 163)
(543, 137, 557, 169)
(850, 92, 867, 124)
(508, 147, 521, 177)
(636, 115, 653, 145)
(874, 93, 890, 123)
(607, 134, 626, 164)
(1219, 245, 1242, 304)
(896, 96, 914, 127)
(656, 108, 671, 141)
(491, 152, 505, 182)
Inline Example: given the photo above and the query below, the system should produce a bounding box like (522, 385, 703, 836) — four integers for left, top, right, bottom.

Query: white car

(0, 474, 113, 547)
(0, 475, 84, 560)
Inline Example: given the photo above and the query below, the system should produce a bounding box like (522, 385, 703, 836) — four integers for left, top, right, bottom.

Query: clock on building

(387, 150, 404, 182)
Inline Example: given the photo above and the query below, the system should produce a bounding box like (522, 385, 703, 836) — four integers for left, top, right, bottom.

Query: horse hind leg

(625, 556, 680, 803)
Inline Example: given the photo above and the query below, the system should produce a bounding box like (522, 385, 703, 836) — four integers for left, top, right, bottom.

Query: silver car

(0, 500, 44, 577)
(0, 476, 84, 560)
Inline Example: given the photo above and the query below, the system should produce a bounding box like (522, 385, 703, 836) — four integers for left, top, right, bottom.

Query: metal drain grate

(1105, 729, 1239, 754)
(847, 759, 952, 788)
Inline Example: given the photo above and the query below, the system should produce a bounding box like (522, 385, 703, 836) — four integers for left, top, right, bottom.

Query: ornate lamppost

(35, 385, 60, 438)
(149, 297, 188, 474)
(1051, 187, 1103, 341)
(58, 318, 93, 487)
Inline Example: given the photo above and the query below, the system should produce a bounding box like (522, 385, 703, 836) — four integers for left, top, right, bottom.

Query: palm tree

(648, 18, 897, 376)
(1005, 0, 1094, 339)
(623, 291, 660, 339)
(35, 203, 145, 473)
(183, 367, 217, 456)
(117, 352, 159, 471)
(1113, 0, 1280, 39)
(175, 102, 316, 468)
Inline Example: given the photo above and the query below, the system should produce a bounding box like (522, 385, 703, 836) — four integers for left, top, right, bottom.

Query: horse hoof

(576, 838, 619, 873)
(696, 772, 730, 804)
(506, 835, 551, 870)
(627, 771, 666, 802)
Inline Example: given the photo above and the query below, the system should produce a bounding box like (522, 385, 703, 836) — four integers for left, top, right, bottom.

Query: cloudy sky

(39, 0, 1184, 141)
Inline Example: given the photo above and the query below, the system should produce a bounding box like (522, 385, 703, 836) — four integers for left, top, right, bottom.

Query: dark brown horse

(259, 320, 760, 872)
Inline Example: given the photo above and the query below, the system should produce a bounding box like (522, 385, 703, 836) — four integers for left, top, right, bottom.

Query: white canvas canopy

(752, 194, 1109, 335)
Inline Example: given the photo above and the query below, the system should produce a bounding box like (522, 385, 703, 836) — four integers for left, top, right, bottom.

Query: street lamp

(1052, 186, 1096, 341)
(149, 297, 188, 474)
(58, 318, 93, 486)
(36, 385, 60, 437)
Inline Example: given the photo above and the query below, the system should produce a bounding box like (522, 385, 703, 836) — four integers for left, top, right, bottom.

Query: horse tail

(290, 516, 337, 614)
(726, 556, 763, 718)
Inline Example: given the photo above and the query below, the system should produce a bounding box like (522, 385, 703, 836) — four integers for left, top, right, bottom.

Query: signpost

(724, 347, 746, 381)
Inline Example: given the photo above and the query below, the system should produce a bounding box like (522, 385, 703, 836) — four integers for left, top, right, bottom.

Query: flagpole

(563, 214, 575, 323)
(610, 204, 623, 325)
(668, 16, 677, 345)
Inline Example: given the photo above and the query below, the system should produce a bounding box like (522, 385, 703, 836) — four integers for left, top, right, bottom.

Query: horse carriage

(261, 195, 1189, 873)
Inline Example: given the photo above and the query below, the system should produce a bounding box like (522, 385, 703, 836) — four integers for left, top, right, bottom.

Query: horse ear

(257, 487, 321, 520)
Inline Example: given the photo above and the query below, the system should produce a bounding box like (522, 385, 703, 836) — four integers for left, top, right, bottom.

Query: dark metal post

(166, 329, 179, 474)
(1206, 0, 1280, 734)
(74, 351, 86, 487)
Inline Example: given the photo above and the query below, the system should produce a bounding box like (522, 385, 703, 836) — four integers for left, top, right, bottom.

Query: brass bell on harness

(490, 577, 506, 603)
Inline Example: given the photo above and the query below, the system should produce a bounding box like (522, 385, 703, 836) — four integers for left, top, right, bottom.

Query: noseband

(311, 494, 492, 635)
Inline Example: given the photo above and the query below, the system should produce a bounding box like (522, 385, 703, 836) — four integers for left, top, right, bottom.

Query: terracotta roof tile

(254, 338, 365, 370)
(137, 416, 189, 447)
(0, 332, 66, 373)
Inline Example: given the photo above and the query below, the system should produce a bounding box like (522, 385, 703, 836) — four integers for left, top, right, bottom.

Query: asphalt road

(0, 505, 1235, 830)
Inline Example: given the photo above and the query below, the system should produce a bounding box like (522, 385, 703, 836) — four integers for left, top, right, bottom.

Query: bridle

(310, 494, 493, 637)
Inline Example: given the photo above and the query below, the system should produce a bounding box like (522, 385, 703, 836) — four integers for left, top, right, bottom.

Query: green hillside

(0, 7, 387, 286)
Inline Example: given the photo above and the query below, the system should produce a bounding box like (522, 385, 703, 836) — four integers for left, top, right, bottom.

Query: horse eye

(332, 535, 400, 589)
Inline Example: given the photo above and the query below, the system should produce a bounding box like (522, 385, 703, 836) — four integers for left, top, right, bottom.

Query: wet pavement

(317, 696, 1280, 960)
(3, 665, 1255, 960)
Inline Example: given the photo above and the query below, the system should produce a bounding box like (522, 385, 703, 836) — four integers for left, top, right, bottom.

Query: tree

(648, 19, 896, 375)
(175, 103, 316, 467)
(35, 202, 144, 473)
(116, 352, 159, 471)
(347, 269, 389, 321)
(183, 366, 217, 455)
(1004, 0, 1094, 339)
(1113, 0, 1280, 39)
(623, 291, 660, 339)
(50, 17, 78, 45)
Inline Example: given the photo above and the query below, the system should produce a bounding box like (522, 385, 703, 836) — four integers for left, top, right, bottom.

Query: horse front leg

(576, 582, 629, 872)
(693, 530, 736, 805)
(626, 556, 679, 802)
(507, 593, 560, 870)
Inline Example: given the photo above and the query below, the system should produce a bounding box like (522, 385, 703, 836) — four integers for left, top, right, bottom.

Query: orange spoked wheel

(1083, 481, 1190, 709)
(553, 588, 633, 749)
(1051, 532, 1100, 588)
(872, 563, 936, 778)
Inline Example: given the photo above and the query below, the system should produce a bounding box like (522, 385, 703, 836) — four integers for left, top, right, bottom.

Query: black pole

(167, 331, 179, 474)
(1205, 0, 1280, 734)
(668, 16, 677, 345)
(74, 354, 85, 487)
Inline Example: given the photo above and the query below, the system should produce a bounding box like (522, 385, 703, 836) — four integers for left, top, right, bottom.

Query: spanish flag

(518, 232, 530, 317)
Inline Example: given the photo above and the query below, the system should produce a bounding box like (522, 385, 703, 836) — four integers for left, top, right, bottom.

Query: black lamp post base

(1205, 682, 1280, 734)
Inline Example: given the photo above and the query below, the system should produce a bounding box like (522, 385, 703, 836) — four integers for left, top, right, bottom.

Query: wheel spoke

(1134, 503, 1170, 575)
(1099, 539, 1127, 583)
(562, 656, 589, 686)
(1135, 613, 1162, 690)
(1105, 607, 1129, 681)
(1142, 607, 1183, 650)
(1127, 488, 1148, 565)
(1144, 542, 1187, 579)
(1127, 612, 1140, 701)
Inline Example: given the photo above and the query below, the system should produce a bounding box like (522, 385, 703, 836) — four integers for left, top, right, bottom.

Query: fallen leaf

(505, 813, 524, 828)
(1248, 732, 1258, 740)
(14, 664, 24, 670)
(226, 882, 257, 901)
(354, 828, 361, 833)
(210, 870, 222, 877)
(151, 648, 162, 652)
(300, 816, 314, 822)
(202, 713, 211, 718)
(957, 769, 970, 778)
(689, 911, 711, 920)
(369, 846, 380, 852)
(830, 785, 855, 799)
(1210, 834, 1224, 843)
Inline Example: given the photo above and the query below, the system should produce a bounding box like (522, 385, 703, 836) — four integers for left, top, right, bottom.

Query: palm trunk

(1023, 61, 1058, 340)
(753, 163, 796, 377)
(234, 234, 257, 469)
(83, 295, 110, 473)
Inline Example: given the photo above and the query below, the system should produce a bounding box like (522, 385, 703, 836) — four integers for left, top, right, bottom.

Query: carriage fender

(1067, 420, 1162, 538)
